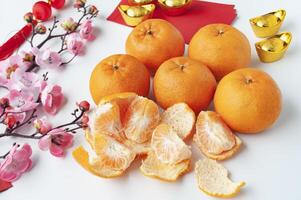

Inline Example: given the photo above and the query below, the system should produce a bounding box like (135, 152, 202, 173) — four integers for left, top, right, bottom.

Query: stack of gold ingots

(118, 0, 193, 27)
(250, 9, 292, 62)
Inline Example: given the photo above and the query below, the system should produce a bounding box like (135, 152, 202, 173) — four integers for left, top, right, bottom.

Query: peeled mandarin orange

(126, 19, 185, 72)
(193, 111, 242, 160)
(151, 124, 191, 165)
(189, 24, 251, 80)
(123, 96, 161, 143)
(89, 54, 150, 104)
(214, 68, 282, 133)
(140, 151, 190, 182)
(153, 57, 217, 113)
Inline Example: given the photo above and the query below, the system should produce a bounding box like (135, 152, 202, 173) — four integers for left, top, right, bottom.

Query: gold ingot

(249, 9, 286, 38)
(255, 32, 292, 63)
(118, 4, 156, 27)
(128, 0, 153, 5)
(158, 0, 192, 16)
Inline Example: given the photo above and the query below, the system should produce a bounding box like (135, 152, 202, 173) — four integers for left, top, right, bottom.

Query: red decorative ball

(32, 1, 52, 21)
(49, 0, 65, 9)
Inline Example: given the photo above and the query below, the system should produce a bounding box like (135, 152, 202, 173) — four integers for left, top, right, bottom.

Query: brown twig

(0, 108, 86, 139)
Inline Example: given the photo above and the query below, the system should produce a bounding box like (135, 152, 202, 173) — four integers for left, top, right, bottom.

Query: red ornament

(32, 1, 52, 21)
(49, 0, 65, 9)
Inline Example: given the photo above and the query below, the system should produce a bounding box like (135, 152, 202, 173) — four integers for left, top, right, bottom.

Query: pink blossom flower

(0, 144, 32, 182)
(88, 5, 99, 16)
(73, 0, 86, 8)
(35, 23, 47, 34)
(61, 17, 77, 32)
(79, 20, 95, 41)
(32, 47, 62, 69)
(20, 51, 34, 65)
(41, 84, 64, 115)
(8, 71, 42, 92)
(6, 89, 39, 112)
(38, 129, 73, 157)
(34, 116, 52, 134)
(0, 55, 30, 87)
(24, 12, 34, 23)
(5, 89, 39, 123)
(66, 33, 85, 55)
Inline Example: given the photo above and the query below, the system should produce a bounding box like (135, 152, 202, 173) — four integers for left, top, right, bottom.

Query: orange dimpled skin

(214, 68, 282, 134)
(153, 57, 217, 113)
(188, 24, 251, 80)
(89, 54, 150, 104)
(126, 19, 185, 72)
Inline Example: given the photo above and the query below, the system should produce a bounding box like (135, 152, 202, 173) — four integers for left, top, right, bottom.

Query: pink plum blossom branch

(25, 4, 98, 72)
(0, 0, 96, 183)
(0, 104, 89, 139)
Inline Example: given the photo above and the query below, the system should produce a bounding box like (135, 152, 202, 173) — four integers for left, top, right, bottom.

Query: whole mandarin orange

(89, 54, 150, 104)
(188, 24, 251, 80)
(153, 57, 217, 113)
(126, 19, 185, 73)
(214, 68, 282, 133)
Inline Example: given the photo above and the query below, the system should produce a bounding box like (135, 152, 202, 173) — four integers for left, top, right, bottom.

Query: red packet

(0, 179, 12, 192)
(107, 0, 237, 43)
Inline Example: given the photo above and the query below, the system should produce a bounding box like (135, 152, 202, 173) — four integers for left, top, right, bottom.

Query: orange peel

(140, 151, 190, 181)
(195, 159, 245, 198)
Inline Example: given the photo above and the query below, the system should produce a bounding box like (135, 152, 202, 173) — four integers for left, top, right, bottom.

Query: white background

(1, 0, 301, 199)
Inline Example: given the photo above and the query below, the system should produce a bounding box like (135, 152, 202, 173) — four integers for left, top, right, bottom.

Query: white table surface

(1, 0, 301, 199)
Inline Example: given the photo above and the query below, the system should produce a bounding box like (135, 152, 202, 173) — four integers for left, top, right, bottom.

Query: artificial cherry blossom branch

(0, 103, 89, 140)
(25, 4, 98, 72)
(0, 0, 97, 183)
(0, 150, 10, 159)
(36, 5, 98, 49)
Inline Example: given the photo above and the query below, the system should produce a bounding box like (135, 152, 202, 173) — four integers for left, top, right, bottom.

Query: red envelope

(107, 0, 237, 43)
(0, 179, 12, 192)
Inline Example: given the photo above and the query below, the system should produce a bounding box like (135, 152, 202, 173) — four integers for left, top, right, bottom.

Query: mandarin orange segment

(194, 111, 236, 155)
(92, 134, 136, 169)
(98, 92, 137, 122)
(123, 139, 151, 156)
(151, 124, 191, 165)
(161, 103, 196, 139)
(79, 133, 136, 178)
(123, 96, 161, 143)
(140, 151, 190, 181)
(91, 101, 124, 142)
